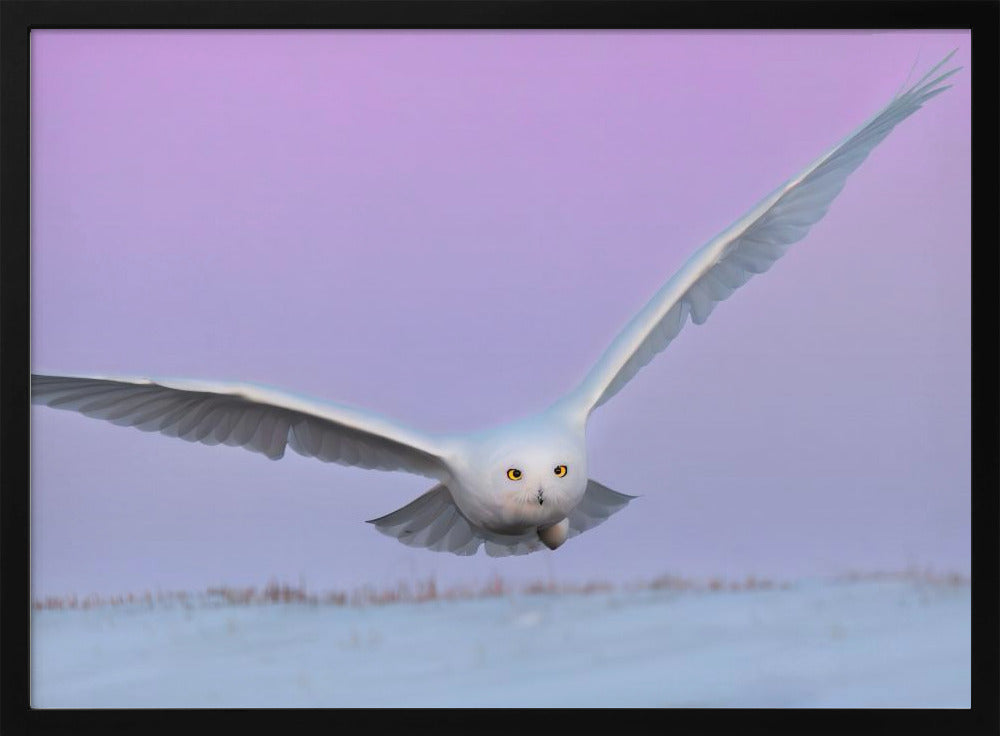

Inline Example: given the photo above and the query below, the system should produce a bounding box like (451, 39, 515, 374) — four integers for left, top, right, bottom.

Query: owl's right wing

(31, 373, 449, 479)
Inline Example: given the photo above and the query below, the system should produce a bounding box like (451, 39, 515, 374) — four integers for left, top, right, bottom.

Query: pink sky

(30, 30, 970, 597)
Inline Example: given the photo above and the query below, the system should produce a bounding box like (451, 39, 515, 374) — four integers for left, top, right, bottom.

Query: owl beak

(536, 489, 544, 505)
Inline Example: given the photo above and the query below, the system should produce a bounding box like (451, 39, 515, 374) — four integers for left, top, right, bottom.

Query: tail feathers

(367, 484, 484, 556)
(566, 479, 637, 539)
(367, 484, 544, 556)
(368, 479, 637, 557)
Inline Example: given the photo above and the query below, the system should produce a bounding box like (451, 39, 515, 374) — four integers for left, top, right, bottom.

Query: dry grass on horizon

(31, 565, 969, 612)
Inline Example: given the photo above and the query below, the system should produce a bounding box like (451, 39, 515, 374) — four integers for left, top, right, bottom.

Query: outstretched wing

(560, 51, 960, 418)
(31, 374, 447, 479)
(368, 479, 636, 556)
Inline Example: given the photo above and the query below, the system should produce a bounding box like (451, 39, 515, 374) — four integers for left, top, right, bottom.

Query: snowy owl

(31, 52, 960, 557)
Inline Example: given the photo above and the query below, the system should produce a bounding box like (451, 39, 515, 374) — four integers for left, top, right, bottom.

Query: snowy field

(31, 577, 969, 708)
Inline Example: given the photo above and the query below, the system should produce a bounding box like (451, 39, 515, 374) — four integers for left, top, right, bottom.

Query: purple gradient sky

(30, 31, 970, 598)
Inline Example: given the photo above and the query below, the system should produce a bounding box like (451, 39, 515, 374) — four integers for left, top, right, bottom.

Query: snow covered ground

(31, 577, 970, 708)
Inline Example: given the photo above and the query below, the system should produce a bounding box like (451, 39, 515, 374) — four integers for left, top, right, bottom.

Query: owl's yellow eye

(507, 468, 523, 481)
(554, 465, 568, 478)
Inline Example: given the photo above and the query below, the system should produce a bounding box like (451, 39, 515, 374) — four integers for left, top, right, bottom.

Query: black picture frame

(2, 2, 997, 734)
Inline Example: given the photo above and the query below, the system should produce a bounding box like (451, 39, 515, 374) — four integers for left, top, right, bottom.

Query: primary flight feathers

(30, 375, 447, 477)
(563, 49, 959, 416)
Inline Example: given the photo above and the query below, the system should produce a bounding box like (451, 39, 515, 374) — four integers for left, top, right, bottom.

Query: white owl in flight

(32, 52, 960, 557)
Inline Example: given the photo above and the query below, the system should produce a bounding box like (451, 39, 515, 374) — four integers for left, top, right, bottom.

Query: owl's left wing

(558, 51, 960, 419)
